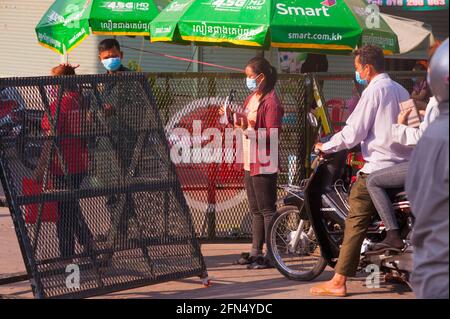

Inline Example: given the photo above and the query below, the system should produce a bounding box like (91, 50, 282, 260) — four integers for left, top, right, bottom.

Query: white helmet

(427, 38, 449, 103)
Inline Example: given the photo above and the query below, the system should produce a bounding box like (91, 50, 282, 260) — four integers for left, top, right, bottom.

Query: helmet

(427, 38, 449, 103)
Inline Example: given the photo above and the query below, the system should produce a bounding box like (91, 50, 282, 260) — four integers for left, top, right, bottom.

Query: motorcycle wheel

(15, 128, 40, 171)
(267, 205, 327, 281)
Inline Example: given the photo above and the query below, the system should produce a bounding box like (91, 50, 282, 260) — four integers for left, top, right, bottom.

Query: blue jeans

(366, 162, 409, 231)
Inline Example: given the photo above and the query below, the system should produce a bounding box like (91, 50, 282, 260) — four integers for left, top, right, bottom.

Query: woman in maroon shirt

(220, 57, 284, 269)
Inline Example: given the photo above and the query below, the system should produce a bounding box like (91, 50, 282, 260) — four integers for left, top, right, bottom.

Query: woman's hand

(234, 117, 248, 130)
(398, 108, 412, 125)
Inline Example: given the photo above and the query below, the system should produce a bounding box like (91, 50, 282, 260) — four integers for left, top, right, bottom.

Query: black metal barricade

(0, 73, 207, 298)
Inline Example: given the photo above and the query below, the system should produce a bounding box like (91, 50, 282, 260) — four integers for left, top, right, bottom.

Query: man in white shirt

(310, 44, 411, 297)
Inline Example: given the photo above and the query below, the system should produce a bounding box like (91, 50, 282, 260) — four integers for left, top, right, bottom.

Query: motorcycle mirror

(307, 112, 318, 128)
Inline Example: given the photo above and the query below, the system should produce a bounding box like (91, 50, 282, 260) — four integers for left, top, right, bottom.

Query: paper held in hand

(219, 89, 237, 125)
(233, 112, 248, 128)
(399, 99, 421, 128)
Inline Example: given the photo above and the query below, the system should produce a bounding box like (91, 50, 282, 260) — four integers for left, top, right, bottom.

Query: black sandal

(247, 256, 274, 269)
(233, 252, 258, 265)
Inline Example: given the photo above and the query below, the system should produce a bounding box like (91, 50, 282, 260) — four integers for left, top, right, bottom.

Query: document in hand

(399, 99, 421, 128)
(233, 112, 248, 128)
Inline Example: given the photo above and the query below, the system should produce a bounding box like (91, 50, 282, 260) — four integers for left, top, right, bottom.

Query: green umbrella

(150, 0, 399, 55)
(36, 0, 161, 55)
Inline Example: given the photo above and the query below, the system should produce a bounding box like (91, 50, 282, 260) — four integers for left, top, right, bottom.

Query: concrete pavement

(0, 207, 414, 299)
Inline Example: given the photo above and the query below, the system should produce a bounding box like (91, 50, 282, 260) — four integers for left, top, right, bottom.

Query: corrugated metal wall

(0, 0, 196, 76)
(202, 46, 259, 72)
(0, 0, 104, 77)
(0, 0, 243, 75)
(116, 37, 195, 72)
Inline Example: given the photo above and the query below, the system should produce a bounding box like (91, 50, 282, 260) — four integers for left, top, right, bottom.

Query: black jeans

(106, 133, 137, 239)
(55, 173, 93, 258)
(244, 171, 278, 256)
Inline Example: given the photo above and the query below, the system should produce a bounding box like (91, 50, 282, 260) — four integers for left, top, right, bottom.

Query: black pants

(55, 174, 93, 258)
(106, 133, 138, 239)
(244, 171, 278, 256)
(106, 193, 135, 239)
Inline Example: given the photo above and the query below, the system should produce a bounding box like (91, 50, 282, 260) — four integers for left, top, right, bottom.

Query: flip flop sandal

(233, 252, 255, 265)
(310, 286, 347, 297)
(247, 256, 273, 269)
(248, 262, 274, 270)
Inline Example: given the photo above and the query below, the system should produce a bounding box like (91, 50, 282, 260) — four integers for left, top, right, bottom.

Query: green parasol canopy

(150, 0, 399, 55)
(36, 0, 161, 55)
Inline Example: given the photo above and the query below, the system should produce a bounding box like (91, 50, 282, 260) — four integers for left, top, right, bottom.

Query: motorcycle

(0, 88, 43, 171)
(267, 114, 413, 284)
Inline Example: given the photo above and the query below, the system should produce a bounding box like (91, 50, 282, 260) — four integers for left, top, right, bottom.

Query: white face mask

(102, 57, 122, 71)
(246, 73, 262, 91)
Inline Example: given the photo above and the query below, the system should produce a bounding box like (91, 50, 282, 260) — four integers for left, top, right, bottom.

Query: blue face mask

(102, 57, 122, 72)
(355, 71, 368, 86)
(246, 74, 261, 91)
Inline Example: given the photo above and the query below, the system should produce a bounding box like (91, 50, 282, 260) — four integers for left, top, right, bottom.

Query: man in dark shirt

(96, 39, 138, 242)
(99, 38, 131, 74)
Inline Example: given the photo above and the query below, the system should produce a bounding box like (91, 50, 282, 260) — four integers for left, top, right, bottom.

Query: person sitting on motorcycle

(365, 42, 442, 253)
(410, 61, 431, 110)
(311, 44, 412, 297)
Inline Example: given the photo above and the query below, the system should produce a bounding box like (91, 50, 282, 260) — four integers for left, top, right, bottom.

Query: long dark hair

(246, 57, 278, 98)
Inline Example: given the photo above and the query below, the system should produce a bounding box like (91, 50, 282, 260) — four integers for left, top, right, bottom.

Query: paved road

(0, 207, 414, 299)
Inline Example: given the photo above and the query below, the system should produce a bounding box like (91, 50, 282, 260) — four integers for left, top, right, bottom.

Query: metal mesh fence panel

(147, 73, 309, 240)
(0, 73, 207, 299)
